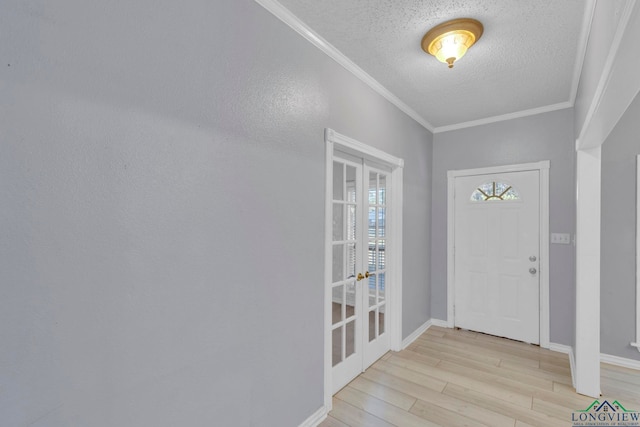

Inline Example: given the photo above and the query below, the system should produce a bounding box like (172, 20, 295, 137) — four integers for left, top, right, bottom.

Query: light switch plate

(551, 233, 571, 244)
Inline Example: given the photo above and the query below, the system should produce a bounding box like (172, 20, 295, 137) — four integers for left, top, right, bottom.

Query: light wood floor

(320, 326, 640, 427)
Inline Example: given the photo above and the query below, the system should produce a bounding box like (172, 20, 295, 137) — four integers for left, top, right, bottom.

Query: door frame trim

(323, 128, 404, 409)
(634, 154, 640, 352)
(446, 161, 550, 348)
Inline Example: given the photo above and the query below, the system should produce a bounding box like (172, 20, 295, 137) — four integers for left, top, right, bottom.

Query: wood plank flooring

(320, 326, 640, 427)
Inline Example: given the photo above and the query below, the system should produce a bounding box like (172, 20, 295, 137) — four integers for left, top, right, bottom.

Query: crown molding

(433, 101, 573, 133)
(255, 0, 612, 138)
(576, 0, 640, 150)
(569, 0, 597, 106)
(254, 0, 435, 132)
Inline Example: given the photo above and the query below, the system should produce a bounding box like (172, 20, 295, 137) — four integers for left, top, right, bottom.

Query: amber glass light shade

(421, 18, 483, 68)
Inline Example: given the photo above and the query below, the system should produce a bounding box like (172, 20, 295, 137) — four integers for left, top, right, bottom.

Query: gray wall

(0, 1, 432, 425)
(431, 109, 576, 345)
(601, 91, 640, 360)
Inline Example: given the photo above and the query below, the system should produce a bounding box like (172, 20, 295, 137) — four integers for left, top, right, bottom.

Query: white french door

(330, 152, 390, 393)
(454, 170, 540, 344)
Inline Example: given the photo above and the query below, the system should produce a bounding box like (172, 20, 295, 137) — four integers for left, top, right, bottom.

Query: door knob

(529, 255, 537, 262)
(357, 272, 374, 281)
(529, 268, 537, 275)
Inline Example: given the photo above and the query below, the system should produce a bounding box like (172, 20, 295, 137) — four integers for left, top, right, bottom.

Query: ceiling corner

(254, 0, 435, 133)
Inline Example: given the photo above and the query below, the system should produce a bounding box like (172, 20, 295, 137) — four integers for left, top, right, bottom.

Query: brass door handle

(357, 272, 374, 281)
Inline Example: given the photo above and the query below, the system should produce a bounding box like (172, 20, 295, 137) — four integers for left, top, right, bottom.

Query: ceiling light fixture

(421, 18, 483, 69)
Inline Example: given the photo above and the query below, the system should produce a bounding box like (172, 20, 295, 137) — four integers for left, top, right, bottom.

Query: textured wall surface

(601, 92, 640, 361)
(0, 0, 432, 425)
(431, 109, 576, 346)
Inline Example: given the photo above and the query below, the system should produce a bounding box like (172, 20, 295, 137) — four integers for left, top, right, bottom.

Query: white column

(575, 146, 601, 397)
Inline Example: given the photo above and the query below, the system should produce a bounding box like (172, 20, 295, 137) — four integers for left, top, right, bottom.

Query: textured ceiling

(275, 0, 589, 131)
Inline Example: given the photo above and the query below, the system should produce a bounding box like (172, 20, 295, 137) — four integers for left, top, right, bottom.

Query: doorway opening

(447, 161, 550, 347)
(324, 129, 404, 408)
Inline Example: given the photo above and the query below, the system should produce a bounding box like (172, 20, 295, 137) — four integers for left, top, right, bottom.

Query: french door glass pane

(369, 172, 377, 204)
(332, 285, 343, 325)
(369, 274, 376, 308)
(346, 166, 357, 202)
(379, 306, 385, 335)
(346, 282, 356, 319)
(379, 175, 386, 204)
(332, 245, 343, 283)
(332, 204, 344, 241)
(333, 162, 344, 201)
(378, 273, 386, 302)
(345, 320, 355, 358)
(378, 208, 386, 237)
(368, 207, 376, 238)
(346, 243, 356, 279)
(369, 310, 376, 342)
(332, 327, 342, 366)
(368, 239, 376, 272)
(347, 205, 356, 241)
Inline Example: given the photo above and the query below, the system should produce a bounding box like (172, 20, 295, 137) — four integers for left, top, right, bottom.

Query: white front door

(454, 170, 540, 344)
(330, 153, 390, 393)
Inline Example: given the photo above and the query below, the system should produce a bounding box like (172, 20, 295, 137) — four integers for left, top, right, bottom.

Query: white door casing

(447, 161, 550, 348)
(324, 129, 403, 409)
(454, 171, 540, 344)
(634, 155, 640, 352)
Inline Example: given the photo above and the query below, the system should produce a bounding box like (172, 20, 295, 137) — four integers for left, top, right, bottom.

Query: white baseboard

(601, 353, 640, 370)
(400, 318, 453, 349)
(430, 318, 449, 328)
(548, 342, 572, 354)
(549, 343, 576, 389)
(401, 319, 432, 349)
(299, 405, 327, 427)
(398, 323, 640, 393)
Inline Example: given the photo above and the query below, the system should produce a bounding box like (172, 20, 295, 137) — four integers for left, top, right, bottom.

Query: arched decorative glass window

(470, 181, 520, 201)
